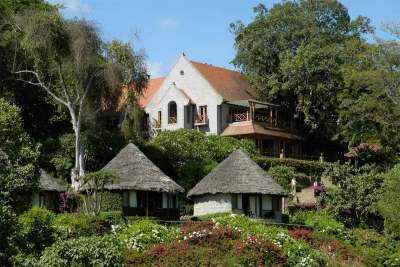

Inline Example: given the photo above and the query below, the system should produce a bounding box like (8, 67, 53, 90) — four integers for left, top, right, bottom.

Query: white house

(122, 53, 303, 157)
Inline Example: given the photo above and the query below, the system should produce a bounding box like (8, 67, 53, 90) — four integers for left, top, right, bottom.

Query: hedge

(100, 191, 122, 212)
(254, 156, 333, 177)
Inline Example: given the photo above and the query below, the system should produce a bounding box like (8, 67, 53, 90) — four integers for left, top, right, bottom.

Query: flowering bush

(235, 236, 284, 266)
(38, 235, 123, 267)
(289, 228, 312, 243)
(181, 221, 241, 245)
(117, 220, 179, 251)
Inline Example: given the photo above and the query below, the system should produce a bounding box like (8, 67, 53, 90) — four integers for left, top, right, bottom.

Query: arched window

(168, 101, 177, 124)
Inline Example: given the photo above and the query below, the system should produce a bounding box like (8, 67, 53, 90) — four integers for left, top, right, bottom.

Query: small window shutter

(162, 192, 168, 208)
(123, 191, 129, 207)
(262, 195, 272, 210)
(129, 191, 137, 207)
(237, 194, 242, 209)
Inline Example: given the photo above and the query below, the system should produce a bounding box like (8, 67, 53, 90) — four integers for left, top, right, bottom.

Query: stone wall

(193, 193, 232, 216)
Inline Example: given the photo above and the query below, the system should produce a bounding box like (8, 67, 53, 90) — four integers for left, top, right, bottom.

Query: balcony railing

(195, 114, 208, 125)
(262, 151, 320, 161)
(168, 116, 177, 124)
(230, 112, 295, 132)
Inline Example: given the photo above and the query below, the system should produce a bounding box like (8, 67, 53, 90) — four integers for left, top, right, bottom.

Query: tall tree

(378, 23, 400, 106)
(337, 39, 400, 149)
(12, 10, 148, 189)
(230, 0, 371, 138)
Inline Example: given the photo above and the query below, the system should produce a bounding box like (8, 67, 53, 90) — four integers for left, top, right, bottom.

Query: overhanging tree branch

(14, 70, 68, 106)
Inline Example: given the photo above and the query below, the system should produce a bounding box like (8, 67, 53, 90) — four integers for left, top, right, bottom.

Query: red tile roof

(129, 59, 259, 109)
(221, 121, 302, 140)
(190, 61, 258, 101)
(138, 77, 165, 108)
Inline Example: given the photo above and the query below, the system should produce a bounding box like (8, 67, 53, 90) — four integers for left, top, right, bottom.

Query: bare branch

(14, 70, 68, 106)
(58, 63, 73, 103)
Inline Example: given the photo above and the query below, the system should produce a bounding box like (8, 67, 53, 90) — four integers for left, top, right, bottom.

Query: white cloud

(49, 0, 90, 13)
(147, 61, 163, 77)
(159, 18, 180, 30)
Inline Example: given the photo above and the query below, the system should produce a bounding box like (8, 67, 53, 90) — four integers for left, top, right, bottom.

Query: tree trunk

(70, 106, 85, 191)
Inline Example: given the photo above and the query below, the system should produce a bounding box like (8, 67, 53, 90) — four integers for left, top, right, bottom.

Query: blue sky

(48, 0, 400, 77)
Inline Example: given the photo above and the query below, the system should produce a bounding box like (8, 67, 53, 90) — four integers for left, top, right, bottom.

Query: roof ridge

(190, 60, 241, 74)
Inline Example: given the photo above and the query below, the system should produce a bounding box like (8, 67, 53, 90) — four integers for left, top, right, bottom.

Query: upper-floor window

(195, 105, 208, 124)
(168, 101, 177, 124)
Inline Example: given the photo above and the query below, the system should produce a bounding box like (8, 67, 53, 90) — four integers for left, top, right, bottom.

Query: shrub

(180, 221, 241, 245)
(53, 212, 97, 239)
(38, 235, 123, 267)
(235, 236, 284, 266)
(323, 170, 384, 227)
(99, 211, 125, 225)
(255, 156, 330, 177)
(289, 228, 312, 243)
(378, 164, 400, 241)
(290, 210, 346, 237)
(117, 220, 179, 251)
(17, 207, 57, 256)
(100, 191, 122, 212)
(149, 129, 258, 190)
(59, 192, 83, 213)
(268, 165, 297, 190)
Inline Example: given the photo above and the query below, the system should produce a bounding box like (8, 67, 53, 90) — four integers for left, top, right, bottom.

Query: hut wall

(193, 193, 232, 216)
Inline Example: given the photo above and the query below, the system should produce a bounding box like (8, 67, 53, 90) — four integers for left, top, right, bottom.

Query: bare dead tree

(13, 10, 148, 190)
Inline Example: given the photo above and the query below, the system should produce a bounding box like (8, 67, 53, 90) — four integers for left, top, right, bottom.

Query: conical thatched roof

(39, 169, 66, 192)
(188, 149, 287, 197)
(102, 143, 184, 193)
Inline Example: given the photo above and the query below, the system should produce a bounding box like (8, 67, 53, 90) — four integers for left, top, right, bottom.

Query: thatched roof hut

(102, 143, 184, 193)
(188, 149, 286, 197)
(39, 169, 65, 192)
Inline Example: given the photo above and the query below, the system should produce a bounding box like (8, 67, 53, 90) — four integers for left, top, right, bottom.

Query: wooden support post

(146, 191, 149, 217)
(269, 108, 273, 125)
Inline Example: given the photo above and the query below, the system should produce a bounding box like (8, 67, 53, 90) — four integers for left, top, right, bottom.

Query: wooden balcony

(229, 112, 295, 132)
(195, 114, 208, 125)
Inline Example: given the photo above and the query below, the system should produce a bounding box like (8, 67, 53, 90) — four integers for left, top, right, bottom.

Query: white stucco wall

(145, 54, 224, 134)
(193, 194, 232, 216)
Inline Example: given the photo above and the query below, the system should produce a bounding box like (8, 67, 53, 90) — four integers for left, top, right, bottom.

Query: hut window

(168, 101, 177, 124)
(232, 194, 243, 210)
(231, 194, 237, 209)
(262, 195, 272, 211)
(237, 194, 242, 209)
(123, 191, 137, 208)
(129, 191, 137, 207)
(162, 193, 168, 208)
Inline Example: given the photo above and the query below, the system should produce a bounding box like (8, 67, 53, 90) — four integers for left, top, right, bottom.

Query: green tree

(13, 10, 148, 189)
(149, 129, 257, 190)
(0, 98, 40, 265)
(337, 38, 400, 150)
(378, 164, 400, 241)
(82, 171, 117, 215)
(230, 1, 371, 137)
(323, 167, 383, 227)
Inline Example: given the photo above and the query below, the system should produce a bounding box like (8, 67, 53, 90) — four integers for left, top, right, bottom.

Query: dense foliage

(231, 0, 371, 137)
(148, 129, 257, 190)
(378, 164, 400, 241)
(267, 165, 297, 191)
(322, 166, 384, 227)
(0, 99, 40, 265)
(255, 155, 330, 177)
(38, 235, 123, 267)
